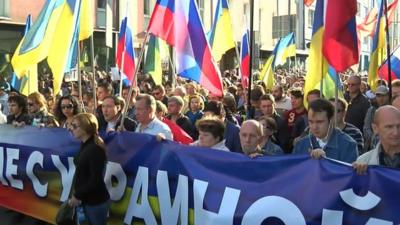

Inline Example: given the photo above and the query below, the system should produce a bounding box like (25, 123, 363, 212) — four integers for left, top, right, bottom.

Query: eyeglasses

(27, 102, 34, 107)
(337, 109, 344, 113)
(70, 123, 79, 130)
(61, 104, 74, 110)
(347, 83, 360, 86)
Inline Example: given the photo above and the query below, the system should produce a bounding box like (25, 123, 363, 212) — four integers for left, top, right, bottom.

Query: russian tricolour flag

(147, 0, 223, 96)
(240, 29, 250, 89)
(116, 15, 135, 85)
(379, 46, 400, 81)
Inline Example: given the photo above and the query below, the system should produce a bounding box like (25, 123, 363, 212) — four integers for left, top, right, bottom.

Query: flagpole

(119, 46, 125, 97)
(77, 41, 82, 103)
(171, 46, 177, 89)
(77, 42, 87, 112)
(106, 47, 110, 74)
(168, 52, 176, 88)
(90, 35, 97, 110)
(334, 70, 339, 128)
(384, 0, 393, 101)
(247, 0, 254, 119)
(27, 70, 30, 95)
(320, 59, 324, 98)
(121, 31, 150, 125)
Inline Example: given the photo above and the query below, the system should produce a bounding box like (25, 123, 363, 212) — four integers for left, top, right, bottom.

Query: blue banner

(0, 124, 399, 224)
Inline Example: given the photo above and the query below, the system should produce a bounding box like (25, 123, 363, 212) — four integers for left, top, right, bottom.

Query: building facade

(0, 0, 399, 80)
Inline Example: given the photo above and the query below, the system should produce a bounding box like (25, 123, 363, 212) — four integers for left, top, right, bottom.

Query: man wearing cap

(363, 85, 390, 151)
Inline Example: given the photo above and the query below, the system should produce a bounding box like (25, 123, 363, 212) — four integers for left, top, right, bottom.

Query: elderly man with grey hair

(167, 96, 196, 139)
(239, 120, 265, 158)
(353, 105, 400, 174)
(135, 94, 173, 140)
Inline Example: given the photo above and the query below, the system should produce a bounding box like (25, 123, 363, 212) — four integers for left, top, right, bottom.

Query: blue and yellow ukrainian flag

(368, 0, 386, 91)
(304, 0, 342, 106)
(304, 0, 328, 105)
(273, 32, 296, 67)
(11, 0, 93, 95)
(10, 14, 39, 96)
(208, 0, 235, 62)
(260, 38, 281, 90)
(260, 55, 275, 90)
(260, 33, 296, 90)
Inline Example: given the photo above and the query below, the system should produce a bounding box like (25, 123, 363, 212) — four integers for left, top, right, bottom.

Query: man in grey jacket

(353, 105, 400, 174)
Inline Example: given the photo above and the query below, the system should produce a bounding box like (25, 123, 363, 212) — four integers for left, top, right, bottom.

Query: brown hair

(73, 113, 106, 151)
(196, 117, 225, 142)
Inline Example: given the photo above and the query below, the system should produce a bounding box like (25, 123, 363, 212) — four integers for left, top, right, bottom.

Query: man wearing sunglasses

(293, 99, 358, 163)
(329, 98, 364, 155)
(344, 76, 370, 132)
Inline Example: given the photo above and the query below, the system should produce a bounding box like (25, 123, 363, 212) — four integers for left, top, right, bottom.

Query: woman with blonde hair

(185, 94, 204, 126)
(68, 113, 110, 225)
(27, 92, 57, 127)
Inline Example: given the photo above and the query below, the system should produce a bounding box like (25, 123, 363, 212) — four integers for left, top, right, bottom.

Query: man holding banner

(294, 99, 358, 163)
(354, 105, 400, 173)
(135, 94, 172, 140)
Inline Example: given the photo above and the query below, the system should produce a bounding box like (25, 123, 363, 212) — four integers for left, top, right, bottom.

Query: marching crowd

(1, 68, 400, 224)
(1, 69, 400, 167)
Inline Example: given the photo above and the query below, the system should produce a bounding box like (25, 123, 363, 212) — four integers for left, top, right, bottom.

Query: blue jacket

(224, 121, 242, 153)
(263, 139, 284, 156)
(293, 128, 358, 163)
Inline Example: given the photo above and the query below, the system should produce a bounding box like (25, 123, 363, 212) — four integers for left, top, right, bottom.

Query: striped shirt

(343, 123, 364, 155)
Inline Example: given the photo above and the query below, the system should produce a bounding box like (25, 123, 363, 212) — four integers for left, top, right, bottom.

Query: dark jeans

(81, 201, 110, 225)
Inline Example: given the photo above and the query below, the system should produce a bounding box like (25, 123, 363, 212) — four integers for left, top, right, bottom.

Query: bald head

(240, 120, 263, 155)
(374, 105, 400, 125)
(372, 105, 400, 152)
(241, 120, 263, 135)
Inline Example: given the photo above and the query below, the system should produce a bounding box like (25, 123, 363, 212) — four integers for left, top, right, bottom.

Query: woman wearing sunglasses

(54, 95, 82, 129)
(68, 113, 110, 225)
(27, 92, 58, 127)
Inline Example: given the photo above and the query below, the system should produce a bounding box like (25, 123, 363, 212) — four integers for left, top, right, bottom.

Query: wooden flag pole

(247, 0, 255, 119)
(77, 41, 82, 103)
(384, 0, 393, 101)
(120, 31, 150, 125)
(90, 35, 97, 110)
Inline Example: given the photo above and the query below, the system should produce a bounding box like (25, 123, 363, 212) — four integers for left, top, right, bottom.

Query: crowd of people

(1, 67, 400, 224)
(1, 69, 399, 163)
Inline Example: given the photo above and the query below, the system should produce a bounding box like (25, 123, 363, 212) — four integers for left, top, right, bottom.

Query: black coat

(73, 136, 109, 205)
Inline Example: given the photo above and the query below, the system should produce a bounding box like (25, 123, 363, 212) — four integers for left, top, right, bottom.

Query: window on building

(98, 0, 106, 9)
(362, 36, 368, 47)
(308, 9, 314, 28)
(196, 0, 204, 22)
(144, 0, 151, 16)
(0, 0, 10, 18)
(272, 15, 296, 39)
(143, 0, 155, 30)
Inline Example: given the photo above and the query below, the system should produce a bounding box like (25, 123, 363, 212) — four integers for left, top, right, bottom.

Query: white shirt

(135, 117, 173, 140)
(275, 96, 292, 112)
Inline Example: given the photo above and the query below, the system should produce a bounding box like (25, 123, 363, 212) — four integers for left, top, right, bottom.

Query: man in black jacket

(167, 96, 196, 139)
(98, 96, 136, 133)
(344, 75, 370, 132)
